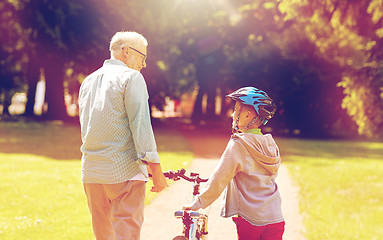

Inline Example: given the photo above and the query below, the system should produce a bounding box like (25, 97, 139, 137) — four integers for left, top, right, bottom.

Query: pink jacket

(190, 132, 284, 226)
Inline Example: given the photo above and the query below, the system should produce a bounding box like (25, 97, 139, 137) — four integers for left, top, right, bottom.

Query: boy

(183, 87, 284, 240)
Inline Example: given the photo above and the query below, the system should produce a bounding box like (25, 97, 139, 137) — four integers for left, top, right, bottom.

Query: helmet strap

(245, 116, 259, 130)
(232, 107, 241, 133)
(233, 108, 261, 133)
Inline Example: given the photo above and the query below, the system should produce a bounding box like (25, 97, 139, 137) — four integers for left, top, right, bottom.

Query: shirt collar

(245, 128, 263, 135)
(103, 59, 128, 67)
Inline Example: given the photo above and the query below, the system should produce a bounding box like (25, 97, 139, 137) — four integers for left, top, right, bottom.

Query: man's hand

(147, 163, 168, 192)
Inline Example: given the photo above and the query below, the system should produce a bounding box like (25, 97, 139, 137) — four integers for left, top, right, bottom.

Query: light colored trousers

(83, 181, 146, 240)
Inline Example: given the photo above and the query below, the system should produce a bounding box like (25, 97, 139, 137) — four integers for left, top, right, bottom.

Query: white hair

(109, 31, 148, 58)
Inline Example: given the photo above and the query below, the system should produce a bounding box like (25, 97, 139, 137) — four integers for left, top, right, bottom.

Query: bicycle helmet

(227, 87, 276, 126)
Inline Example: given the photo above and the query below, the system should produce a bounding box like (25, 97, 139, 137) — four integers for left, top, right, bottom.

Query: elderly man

(79, 31, 168, 240)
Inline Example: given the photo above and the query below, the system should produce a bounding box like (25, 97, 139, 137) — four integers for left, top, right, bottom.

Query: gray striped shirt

(79, 59, 160, 184)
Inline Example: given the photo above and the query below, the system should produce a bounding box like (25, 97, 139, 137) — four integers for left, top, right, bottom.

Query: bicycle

(151, 168, 209, 240)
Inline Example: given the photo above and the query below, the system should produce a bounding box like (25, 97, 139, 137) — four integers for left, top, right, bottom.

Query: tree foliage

(278, 0, 383, 138)
(1, 0, 382, 138)
(0, 1, 25, 115)
(137, 0, 382, 138)
(14, 0, 114, 119)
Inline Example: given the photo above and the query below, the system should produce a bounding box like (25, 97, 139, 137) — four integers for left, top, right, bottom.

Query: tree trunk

(205, 83, 216, 118)
(192, 57, 220, 121)
(43, 55, 67, 120)
(192, 86, 204, 121)
(1, 89, 12, 115)
(24, 52, 40, 116)
(190, 31, 224, 121)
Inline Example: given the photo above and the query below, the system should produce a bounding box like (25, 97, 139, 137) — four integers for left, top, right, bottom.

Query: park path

(141, 123, 306, 240)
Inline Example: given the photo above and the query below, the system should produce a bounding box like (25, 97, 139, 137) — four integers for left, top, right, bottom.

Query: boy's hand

(183, 203, 198, 211)
(182, 204, 193, 211)
(147, 163, 168, 192)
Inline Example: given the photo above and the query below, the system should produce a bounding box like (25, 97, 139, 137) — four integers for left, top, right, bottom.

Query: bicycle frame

(157, 169, 209, 240)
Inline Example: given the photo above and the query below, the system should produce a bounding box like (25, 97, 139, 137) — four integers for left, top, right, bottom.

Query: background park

(0, 0, 382, 239)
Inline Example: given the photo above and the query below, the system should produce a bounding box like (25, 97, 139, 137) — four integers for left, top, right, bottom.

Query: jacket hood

(233, 133, 281, 175)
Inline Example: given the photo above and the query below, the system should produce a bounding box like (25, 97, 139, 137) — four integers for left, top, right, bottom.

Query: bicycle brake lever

(190, 172, 199, 177)
(174, 176, 181, 181)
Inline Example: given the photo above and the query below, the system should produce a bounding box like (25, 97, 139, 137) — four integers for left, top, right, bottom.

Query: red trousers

(232, 216, 285, 240)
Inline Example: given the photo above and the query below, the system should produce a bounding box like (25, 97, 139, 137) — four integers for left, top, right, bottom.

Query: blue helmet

(226, 87, 276, 125)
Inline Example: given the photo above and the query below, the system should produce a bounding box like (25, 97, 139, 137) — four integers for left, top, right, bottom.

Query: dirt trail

(141, 124, 306, 240)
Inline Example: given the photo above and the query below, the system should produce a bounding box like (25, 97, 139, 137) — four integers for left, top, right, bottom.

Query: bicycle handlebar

(150, 168, 208, 183)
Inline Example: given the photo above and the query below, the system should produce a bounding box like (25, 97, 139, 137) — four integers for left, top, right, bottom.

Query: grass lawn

(276, 137, 383, 240)
(1, 119, 382, 240)
(0, 120, 193, 240)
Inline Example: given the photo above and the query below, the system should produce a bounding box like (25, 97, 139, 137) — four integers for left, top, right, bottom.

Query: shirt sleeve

(189, 138, 243, 210)
(124, 71, 160, 164)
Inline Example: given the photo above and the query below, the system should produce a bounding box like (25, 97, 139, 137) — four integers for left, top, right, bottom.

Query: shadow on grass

(153, 119, 232, 159)
(0, 120, 82, 160)
(154, 118, 383, 162)
(276, 137, 383, 163)
(1, 118, 382, 162)
(0, 118, 194, 161)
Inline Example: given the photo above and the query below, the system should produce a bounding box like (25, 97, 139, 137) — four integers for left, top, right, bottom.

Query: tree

(6, 0, 380, 139)
(16, 0, 113, 119)
(0, 1, 25, 115)
(222, 22, 347, 137)
(111, 0, 230, 120)
(110, 0, 382, 138)
(278, 0, 383, 138)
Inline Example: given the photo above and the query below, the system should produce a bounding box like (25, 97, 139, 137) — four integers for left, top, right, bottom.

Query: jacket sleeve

(189, 137, 244, 210)
(124, 71, 160, 164)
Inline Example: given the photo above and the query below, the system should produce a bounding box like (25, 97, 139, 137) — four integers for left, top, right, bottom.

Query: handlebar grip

(174, 210, 200, 218)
